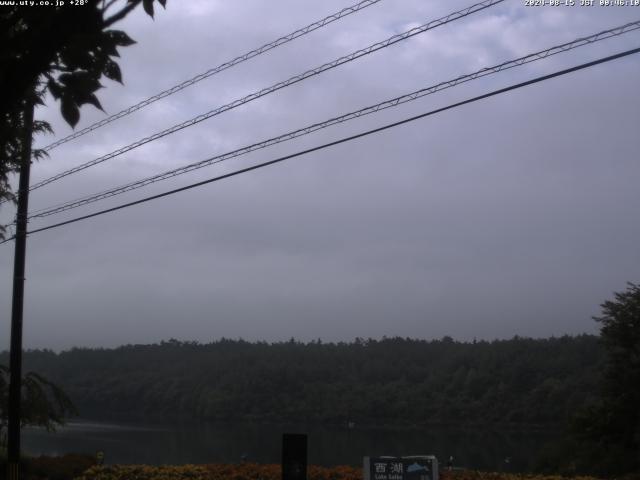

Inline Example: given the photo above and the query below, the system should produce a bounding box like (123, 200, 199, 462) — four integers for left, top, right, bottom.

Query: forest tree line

(0, 335, 603, 427)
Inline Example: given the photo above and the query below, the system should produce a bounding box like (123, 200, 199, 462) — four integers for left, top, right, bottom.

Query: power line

(0, 233, 16, 245)
(16, 46, 639, 240)
(2, 45, 636, 245)
(25, 0, 504, 194)
(41, 0, 386, 152)
(26, 20, 640, 220)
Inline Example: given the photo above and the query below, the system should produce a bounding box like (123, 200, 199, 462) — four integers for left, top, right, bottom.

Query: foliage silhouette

(0, 365, 76, 449)
(1, 336, 603, 428)
(0, 0, 167, 209)
(570, 282, 640, 475)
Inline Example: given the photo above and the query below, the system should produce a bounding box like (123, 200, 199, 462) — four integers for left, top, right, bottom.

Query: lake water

(22, 420, 558, 472)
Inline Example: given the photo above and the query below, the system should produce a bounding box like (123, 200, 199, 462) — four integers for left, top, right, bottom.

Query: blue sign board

(364, 456, 438, 480)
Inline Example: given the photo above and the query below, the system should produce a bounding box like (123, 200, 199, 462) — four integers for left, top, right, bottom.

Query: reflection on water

(23, 420, 558, 471)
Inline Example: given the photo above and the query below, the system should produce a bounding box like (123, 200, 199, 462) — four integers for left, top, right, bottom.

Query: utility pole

(7, 96, 34, 480)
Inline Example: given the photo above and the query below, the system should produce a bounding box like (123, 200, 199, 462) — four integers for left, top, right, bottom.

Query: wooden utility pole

(7, 97, 35, 480)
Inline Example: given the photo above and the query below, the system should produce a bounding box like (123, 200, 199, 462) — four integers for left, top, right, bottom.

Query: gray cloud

(1, 0, 639, 350)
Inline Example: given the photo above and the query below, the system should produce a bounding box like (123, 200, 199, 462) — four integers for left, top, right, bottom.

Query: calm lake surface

(23, 420, 558, 472)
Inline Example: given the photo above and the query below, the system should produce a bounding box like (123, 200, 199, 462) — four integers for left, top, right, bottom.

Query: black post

(282, 433, 307, 480)
(7, 98, 34, 480)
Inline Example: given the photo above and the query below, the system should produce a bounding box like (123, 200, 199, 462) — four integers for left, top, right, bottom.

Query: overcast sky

(1, 0, 639, 351)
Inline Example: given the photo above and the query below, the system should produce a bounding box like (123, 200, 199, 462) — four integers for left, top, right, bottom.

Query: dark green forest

(0, 335, 603, 427)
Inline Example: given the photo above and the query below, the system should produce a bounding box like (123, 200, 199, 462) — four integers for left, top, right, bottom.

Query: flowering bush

(0, 454, 95, 480)
(73, 464, 606, 480)
(441, 471, 601, 480)
(74, 464, 363, 480)
(74, 464, 211, 480)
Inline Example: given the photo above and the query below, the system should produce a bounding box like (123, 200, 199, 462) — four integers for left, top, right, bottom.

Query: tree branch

(101, 0, 121, 15)
(103, 0, 140, 27)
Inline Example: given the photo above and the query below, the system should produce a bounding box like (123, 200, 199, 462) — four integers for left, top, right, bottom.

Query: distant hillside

(1, 335, 603, 426)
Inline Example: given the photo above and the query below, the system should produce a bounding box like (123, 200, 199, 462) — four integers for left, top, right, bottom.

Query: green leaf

(82, 93, 104, 112)
(60, 43, 96, 71)
(60, 97, 80, 128)
(48, 79, 63, 99)
(58, 71, 102, 95)
(103, 58, 123, 84)
(32, 149, 50, 161)
(33, 120, 54, 135)
(157, 0, 166, 7)
(99, 35, 120, 57)
(87, 54, 109, 80)
(143, 0, 154, 18)
(58, 73, 74, 85)
(107, 30, 136, 47)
